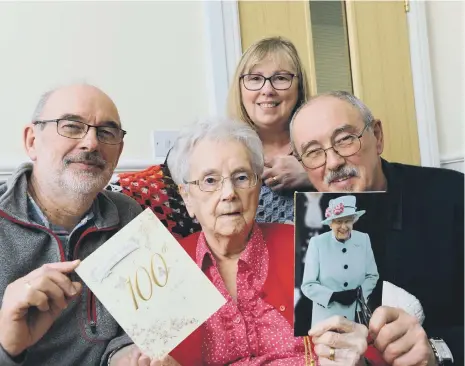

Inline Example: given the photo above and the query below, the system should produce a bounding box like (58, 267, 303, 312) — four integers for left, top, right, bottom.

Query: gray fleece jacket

(0, 163, 142, 366)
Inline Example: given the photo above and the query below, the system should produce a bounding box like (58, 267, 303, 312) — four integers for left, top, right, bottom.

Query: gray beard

(55, 169, 110, 196)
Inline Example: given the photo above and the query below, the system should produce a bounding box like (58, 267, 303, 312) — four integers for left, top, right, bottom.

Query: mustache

(63, 151, 107, 168)
(324, 166, 359, 184)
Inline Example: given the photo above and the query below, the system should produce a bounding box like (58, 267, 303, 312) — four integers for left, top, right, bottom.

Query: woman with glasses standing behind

(227, 36, 313, 224)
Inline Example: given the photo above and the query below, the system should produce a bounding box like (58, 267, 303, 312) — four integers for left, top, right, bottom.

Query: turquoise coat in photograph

(301, 230, 379, 327)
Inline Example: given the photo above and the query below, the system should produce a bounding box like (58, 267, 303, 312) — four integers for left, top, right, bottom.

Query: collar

(331, 231, 351, 243)
(27, 192, 96, 233)
(196, 223, 268, 276)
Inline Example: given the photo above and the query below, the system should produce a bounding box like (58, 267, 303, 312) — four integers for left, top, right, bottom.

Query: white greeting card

(75, 208, 226, 359)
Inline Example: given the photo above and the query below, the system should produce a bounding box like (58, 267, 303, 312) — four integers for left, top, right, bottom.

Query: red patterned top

(196, 225, 308, 365)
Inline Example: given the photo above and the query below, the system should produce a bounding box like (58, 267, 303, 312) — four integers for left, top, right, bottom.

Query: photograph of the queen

(300, 195, 379, 327)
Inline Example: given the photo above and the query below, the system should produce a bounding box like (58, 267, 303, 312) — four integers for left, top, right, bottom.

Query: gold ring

(272, 176, 278, 182)
(329, 347, 335, 361)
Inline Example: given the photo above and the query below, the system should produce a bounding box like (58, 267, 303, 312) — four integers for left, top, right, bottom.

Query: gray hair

(167, 117, 264, 186)
(290, 90, 374, 155)
(31, 89, 56, 127)
(31, 80, 94, 123)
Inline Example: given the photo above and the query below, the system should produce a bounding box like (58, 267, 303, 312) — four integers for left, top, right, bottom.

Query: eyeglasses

(184, 171, 258, 192)
(297, 122, 373, 170)
(33, 119, 126, 145)
(240, 73, 296, 91)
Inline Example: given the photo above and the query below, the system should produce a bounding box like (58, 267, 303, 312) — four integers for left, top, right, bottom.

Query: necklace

(303, 336, 317, 366)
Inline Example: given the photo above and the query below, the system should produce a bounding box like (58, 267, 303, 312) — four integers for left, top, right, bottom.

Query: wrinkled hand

(309, 315, 368, 366)
(0, 260, 82, 357)
(330, 288, 358, 306)
(110, 344, 180, 366)
(262, 155, 311, 191)
(369, 306, 436, 366)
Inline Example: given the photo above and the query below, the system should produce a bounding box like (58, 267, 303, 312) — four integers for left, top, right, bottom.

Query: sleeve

(0, 344, 26, 366)
(361, 233, 379, 301)
(99, 330, 134, 366)
(425, 178, 464, 366)
(300, 237, 333, 308)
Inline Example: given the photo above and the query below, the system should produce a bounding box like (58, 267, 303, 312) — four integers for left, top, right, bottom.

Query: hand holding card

(75, 208, 226, 360)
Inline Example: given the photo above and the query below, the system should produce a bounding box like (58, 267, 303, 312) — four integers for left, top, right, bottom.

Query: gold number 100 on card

(126, 253, 169, 310)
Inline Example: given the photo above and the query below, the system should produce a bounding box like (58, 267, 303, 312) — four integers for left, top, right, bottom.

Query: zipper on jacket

(87, 288, 97, 334)
(75, 226, 116, 337)
(0, 210, 66, 262)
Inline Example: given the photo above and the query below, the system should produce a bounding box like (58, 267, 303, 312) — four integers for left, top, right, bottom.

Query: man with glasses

(0, 84, 143, 366)
(290, 91, 463, 366)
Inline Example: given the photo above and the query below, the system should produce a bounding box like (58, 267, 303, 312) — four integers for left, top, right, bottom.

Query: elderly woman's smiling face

(330, 216, 355, 241)
(181, 139, 260, 239)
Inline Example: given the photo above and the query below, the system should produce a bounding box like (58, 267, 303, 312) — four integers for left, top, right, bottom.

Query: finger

(264, 157, 275, 168)
(32, 270, 80, 298)
(315, 344, 360, 366)
(308, 315, 359, 337)
(313, 330, 367, 355)
(369, 306, 401, 339)
(314, 343, 340, 359)
(23, 261, 81, 297)
(138, 354, 151, 366)
(23, 286, 50, 312)
(382, 325, 425, 365)
(264, 176, 280, 188)
(28, 270, 77, 297)
(129, 347, 143, 366)
(388, 339, 432, 366)
(25, 260, 81, 281)
(28, 278, 68, 311)
(373, 319, 407, 353)
(270, 182, 285, 191)
(261, 167, 274, 180)
(69, 282, 83, 298)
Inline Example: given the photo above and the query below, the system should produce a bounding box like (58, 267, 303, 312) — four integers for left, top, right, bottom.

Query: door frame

(203, 0, 440, 168)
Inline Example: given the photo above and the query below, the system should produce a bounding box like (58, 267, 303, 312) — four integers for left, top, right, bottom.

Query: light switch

(152, 131, 178, 159)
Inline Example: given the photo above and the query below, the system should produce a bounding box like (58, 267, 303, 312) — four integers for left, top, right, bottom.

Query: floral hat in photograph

(321, 195, 366, 225)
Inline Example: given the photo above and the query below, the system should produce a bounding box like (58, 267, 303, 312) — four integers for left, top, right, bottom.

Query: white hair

(167, 117, 264, 185)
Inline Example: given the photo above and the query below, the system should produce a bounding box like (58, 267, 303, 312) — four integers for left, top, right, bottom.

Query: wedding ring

(25, 281, 32, 291)
(329, 347, 335, 361)
(272, 176, 278, 183)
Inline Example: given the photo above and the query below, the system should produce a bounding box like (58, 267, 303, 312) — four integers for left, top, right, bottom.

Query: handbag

(355, 286, 373, 328)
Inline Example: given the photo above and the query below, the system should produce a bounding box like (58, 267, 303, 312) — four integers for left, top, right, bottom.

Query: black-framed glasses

(184, 171, 258, 192)
(33, 119, 126, 145)
(240, 73, 296, 91)
(297, 122, 373, 170)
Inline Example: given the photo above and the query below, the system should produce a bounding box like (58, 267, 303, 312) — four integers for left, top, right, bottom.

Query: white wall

(426, 1, 464, 172)
(0, 1, 209, 171)
(1, 1, 463, 176)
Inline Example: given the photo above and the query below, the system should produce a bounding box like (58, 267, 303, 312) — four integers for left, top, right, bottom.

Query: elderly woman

(301, 195, 379, 327)
(227, 36, 313, 223)
(137, 118, 385, 366)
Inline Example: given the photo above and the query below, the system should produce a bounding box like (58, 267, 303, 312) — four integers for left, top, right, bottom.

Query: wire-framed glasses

(297, 122, 373, 169)
(184, 171, 258, 192)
